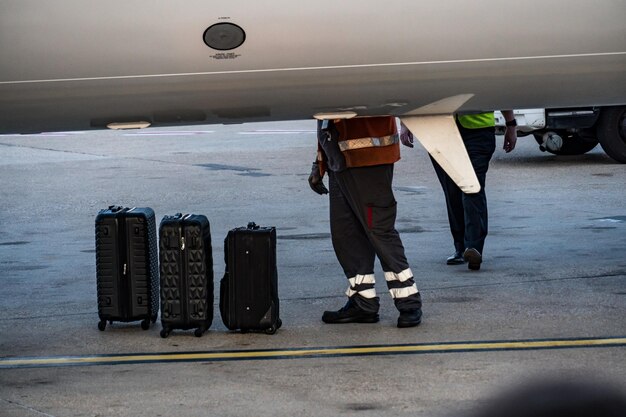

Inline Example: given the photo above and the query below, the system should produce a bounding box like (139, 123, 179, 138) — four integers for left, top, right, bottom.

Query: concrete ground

(0, 121, 625, 416)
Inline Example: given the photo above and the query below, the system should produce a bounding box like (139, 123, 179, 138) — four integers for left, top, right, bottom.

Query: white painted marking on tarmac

(40, 131, 87, 136)
(238, 130, 315, 135)
(0, 398, 57, 417)
(123, 131, 215, 136)
(0, 132, 88, 137)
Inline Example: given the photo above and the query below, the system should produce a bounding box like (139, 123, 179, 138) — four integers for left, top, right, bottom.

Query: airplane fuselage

(1, 0, 625, 133)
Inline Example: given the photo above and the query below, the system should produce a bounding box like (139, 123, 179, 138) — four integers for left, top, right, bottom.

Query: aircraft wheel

(534, 130, 598, 155)
(598, 106, 626, 163)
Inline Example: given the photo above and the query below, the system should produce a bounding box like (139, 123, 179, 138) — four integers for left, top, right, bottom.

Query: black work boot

(463, 248, 482, 270)
(397, 308, 422, 328)
(322, 299, 379, 324)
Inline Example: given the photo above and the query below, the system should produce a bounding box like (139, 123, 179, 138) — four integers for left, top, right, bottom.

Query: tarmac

(0, 120, 625, 416)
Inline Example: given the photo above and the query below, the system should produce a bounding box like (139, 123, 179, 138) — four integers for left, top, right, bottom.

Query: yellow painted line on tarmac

(1, 337, 625, 369)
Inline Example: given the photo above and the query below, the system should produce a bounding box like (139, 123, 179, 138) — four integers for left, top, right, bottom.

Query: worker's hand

(503, 126, 517, 153)
(400, 123, 414, 148)
(308, 162, 328, 195)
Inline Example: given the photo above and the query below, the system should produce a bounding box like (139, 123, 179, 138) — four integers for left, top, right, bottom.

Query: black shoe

(463, 248, 482, 270)
(446, 251, 465, 265)
(322, 299, 379, 324)
(397, 309, 422, 328)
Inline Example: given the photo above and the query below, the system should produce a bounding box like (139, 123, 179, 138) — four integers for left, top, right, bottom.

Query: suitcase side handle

(247, 222, 259, 230)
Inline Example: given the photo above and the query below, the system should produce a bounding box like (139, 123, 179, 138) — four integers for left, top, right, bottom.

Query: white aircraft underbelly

(0, 0, 625, 133)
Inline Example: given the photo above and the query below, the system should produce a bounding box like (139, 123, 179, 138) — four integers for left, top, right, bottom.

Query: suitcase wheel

(194, 328, 204, 338)
(141, 319, 150, 330)
(98, 320, 106, 331)
(264, 319, 282, 335)
(160, 328, 170, 338)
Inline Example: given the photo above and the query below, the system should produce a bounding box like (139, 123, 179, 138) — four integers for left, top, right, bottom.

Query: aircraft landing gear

(534, 130, 598, 155)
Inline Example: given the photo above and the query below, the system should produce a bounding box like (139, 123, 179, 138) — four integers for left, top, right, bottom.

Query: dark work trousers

(328, 164, 422, 313)
(431, 126, 496, 255)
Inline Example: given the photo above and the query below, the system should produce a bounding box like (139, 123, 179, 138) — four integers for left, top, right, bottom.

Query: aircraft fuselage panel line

(1, 52, 625, 85)
(1, 336, 624, 369)
(1, 52, 625, 134)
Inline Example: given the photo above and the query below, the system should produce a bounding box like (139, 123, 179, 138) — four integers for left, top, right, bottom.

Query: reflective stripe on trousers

(385, 268, 419, 299)
(345, 273, 377, 299)
(346, 269, 419, 300)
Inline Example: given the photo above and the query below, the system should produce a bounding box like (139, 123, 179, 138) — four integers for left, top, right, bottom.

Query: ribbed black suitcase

(159, 213, 213, 338)
(220, 222, 281, 334)
(95, 206, 159, 331)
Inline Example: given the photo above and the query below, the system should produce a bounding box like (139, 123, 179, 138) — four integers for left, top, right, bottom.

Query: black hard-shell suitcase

(95, 206, 159, 331)
(159, 213, 213, 338)
(220, 222, 281, 334)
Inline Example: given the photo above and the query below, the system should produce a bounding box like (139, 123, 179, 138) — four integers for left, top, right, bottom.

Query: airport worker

(308, 116, 422, 328)
(400, 111, 517, 270)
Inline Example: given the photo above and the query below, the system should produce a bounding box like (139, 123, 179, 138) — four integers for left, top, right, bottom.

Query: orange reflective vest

(317, 116, 400, 175)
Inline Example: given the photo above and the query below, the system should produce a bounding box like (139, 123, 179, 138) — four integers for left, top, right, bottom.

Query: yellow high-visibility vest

(457, 112, 495, 129)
